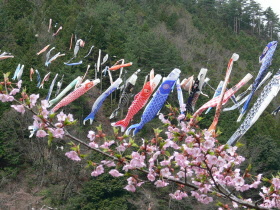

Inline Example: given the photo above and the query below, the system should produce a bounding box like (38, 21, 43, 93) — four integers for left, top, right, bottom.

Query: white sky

(255, 0, 280, 17)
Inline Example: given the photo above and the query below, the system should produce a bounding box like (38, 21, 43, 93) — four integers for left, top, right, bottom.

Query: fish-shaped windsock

(51, 79, 100, 113)
(181, 76, 194, 94)
(64, 60, 83, 66)
(84, 45, 94, 58)
(48, 18, 52, 33)
(37, 44, 50, 55)
(208, 53, 239, 134)
(16, 65, 24, 81)
(188, 74, 252, 128)
(176, 79, 185, 114)
(35, 69, 41, 87)
(185, 68, 208, 113)
(205, 81, 224, 114)
(30, 68, 34, 81)
(112, 73, 162, 132)
(125, 68, 181, 136)
(97, 49, 101, 72)
(46, 74, 58, 101)
(46, 47, 55, 64)
(83, 78, 123, 125)
(101, 54, 108, 65)
(110, 70, 141, 119)
(49, 76, 81, 107)
(237, 41, 278, 122)
(39, 72, 51, 89)
(227, 70, 280, 146)
(45, 52, 65, 66)
(73, 39, 85, 57)
(0, 52, 14, 60)
(109, 62, 133, 71)
(223, 72, 272, 112)
(55, 74, 64, 97)
(53, 26, 62, 36)
(271, 105, 280, 115)
(12, 64, 21, 80)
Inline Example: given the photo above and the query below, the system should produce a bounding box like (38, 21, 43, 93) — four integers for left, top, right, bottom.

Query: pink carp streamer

(53, 26, 62, 36)
(39, 72, 51, 89)
(30, 68, 34, 81)
(208, 53, 239, 135)
(37, 44, 50, 55)
(69, 34, 74, 50)
(51, 79, 100, 113)
(188, 73, 252, 129)
(48, 18, 52, 33)
(112, 72, 162, 132)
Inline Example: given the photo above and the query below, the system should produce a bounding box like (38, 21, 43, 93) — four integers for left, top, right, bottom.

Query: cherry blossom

(109, 169, 124, 177)
(11, 104, 25, 114)
(65, 151, 81, 161)
(36, 129, 47, 138)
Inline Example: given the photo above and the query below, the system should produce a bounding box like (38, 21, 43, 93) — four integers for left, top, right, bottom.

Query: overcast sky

(255, 0, 280, 17)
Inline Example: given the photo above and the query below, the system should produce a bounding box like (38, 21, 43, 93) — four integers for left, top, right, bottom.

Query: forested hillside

(0, 0, 280, 209)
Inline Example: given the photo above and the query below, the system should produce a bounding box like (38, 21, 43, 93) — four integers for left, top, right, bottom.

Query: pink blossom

(52, 128, 64, 138)
(89, 141, 99, 148)
(91, 165, 104, 177)
(163, 139, 180, 149)
(226, 146, 237, 156)
(41, 100, 49, 109)
(101, 160, 116, 167)
(65, 151, 81, 161)
(57, 111, 66, 121)
(129, 152, 146, 168)
(11, 104, 25, 114)
(177, 171, 186, 178)
(0, 94, 8, 102)
(109, 169, 124, 177)
(147, 173, 155, 181)
(66, 113, 74, 121)
(216, 156, 226, 168)
(16, 80, 22, 88)
(160, 159, 170, 166)
(201, 196, 213, 204)
(154, 180, 169, 187)
(232, 201, 238, 208)
(136, 182, 144, 187)
(36, 129, 47, 138)
(177, 114, 185, 120)
(124, 184, 136, 192)
(29, 94, 39, 107)
(250, 181, 261, 189)
(160, 168, 171, 178)
(185, 135, 194, 143)
(127, 177, 136, 185)
(7, 95, 14, 101)
(9, 88, 19, 95)
(41, 109, 49, 119)
(233, 177, 245, 186)
(272, 177, 280, 190)
(55, 122, 63, 128)
(239, 184, 250, 192)
(100, 140, 115, 149)
(169, 190, 188, 200)
(158, 113, 170, 124)
(203, 139, 215, 150)
(96, 165, 104, 174)
(87, 130, 96, 141)
(206, 154, 218, 166)
(116, 144, 126, 152)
